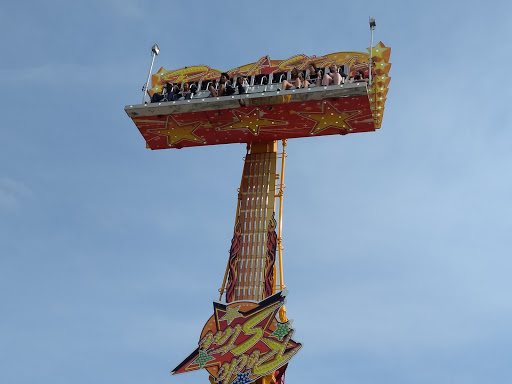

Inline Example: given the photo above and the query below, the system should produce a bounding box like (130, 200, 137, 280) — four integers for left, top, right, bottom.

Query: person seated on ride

(169, 83, 182, 100)
(367, 61, 377, 82)
(236, 75, 249, 94)
(339, 65, 348, 82)
(281, 67, 302, 90)
(190, 82, 198, 95)
(322, 63, 343, 86)
(151, 82, 173, 103)
(298, 71, 306, 88)
(304, 63, 322, 88)
(209, 72, 235, 97)
(354, 70, 368, 83)
(174, 83, 192, 100)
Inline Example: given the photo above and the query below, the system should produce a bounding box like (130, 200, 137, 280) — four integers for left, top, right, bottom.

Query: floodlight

(142, 44, 160, 104)
(368, 18, 376, 85)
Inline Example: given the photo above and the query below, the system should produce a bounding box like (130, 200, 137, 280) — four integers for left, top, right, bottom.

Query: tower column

(227, 141, 277, 302)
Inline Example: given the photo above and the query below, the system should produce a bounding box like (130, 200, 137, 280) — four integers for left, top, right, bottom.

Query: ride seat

(270, 72, 285, 84)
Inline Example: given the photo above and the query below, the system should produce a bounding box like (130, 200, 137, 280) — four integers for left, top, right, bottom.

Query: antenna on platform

(369, 17, 376, 85)
(142, 44, 160, 104)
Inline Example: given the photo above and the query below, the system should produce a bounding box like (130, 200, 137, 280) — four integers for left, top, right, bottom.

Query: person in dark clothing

(305, 63, 322, 88)
(354, 70, 368, 83)
(209, 73, 235, 97)
(151, 82, 173, 103)
(236, 76, 249, 94)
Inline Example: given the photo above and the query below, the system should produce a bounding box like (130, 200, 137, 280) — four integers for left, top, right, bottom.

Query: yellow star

(367, 41, 391, 62)
(219, 305, 243, 325)
(147, 116, 205, 146)
(295, 101, 360, 135)
(216, 108, 287, 135)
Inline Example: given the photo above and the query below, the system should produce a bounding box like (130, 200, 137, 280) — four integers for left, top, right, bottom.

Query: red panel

(133, 95, 375, 150)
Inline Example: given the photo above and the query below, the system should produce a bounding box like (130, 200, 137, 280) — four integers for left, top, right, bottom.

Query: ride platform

(124, 42, 391, 150)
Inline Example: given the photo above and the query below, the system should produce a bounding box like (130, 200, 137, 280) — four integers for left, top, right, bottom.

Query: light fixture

(142, 43, 161, 104)
(369, 17, 376, 86)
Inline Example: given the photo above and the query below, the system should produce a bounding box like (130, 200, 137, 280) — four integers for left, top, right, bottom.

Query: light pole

(142, 44, 160, 104)
(369, 17, 376, 85)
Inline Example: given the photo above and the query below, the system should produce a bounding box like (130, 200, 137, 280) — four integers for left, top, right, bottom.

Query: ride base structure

(124, 42, 391, 384)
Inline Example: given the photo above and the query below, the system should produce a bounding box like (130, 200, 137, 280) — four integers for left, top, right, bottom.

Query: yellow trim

(276, 139, 287, 290)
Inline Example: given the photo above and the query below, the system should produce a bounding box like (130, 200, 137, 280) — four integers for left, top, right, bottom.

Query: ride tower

(125, 27, 391, 384)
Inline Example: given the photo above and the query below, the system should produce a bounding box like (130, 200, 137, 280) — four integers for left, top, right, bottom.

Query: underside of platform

(125, 83, 376, 149)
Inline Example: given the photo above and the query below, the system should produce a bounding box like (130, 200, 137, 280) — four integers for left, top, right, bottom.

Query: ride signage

(172, 291, 302, 384)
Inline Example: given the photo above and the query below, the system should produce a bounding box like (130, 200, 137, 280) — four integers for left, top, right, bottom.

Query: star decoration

(172, 291, 302, 384)
(270, 322, 291, 341)
(147, 116, 205, 146)
(295, 101, 360, 135)
(216, 108, 287, 135)
(367, 41, 391, 62)
(231, 371, 253, 384)
(133, 118, 166, 136)
(192, 350, 215, 369)
(133, 118, 171, 145)
(219, 305, 243, 325)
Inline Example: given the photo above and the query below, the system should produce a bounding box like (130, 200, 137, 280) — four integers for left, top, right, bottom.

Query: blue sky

(1, 1, 511, 383)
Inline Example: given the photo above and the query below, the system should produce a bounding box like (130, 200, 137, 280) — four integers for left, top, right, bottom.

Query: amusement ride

(124, 18, 390, 384)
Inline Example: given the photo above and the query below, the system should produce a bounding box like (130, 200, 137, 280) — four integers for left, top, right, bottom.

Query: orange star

(295, 101, 360, 135)
(216, 108, 287, 135)
(148, 116, 205, 146)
